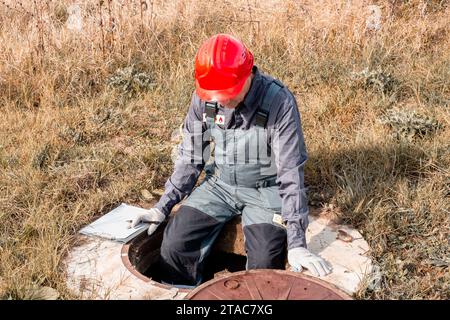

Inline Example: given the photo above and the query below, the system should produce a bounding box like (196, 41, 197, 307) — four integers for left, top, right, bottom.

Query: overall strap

(255, 80, 284, 128)
(203, 101, 218, 155)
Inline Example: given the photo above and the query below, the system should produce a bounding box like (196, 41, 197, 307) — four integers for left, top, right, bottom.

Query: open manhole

(186, 269, 352, 300)
(66, 208, 372, 299)
(122, 216, 248, 290)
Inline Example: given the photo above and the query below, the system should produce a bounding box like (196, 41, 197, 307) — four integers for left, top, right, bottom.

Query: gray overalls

(157, 68, 309, 286)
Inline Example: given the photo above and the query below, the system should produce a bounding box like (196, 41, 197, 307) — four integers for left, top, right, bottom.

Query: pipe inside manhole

(122, 215, 249, 290)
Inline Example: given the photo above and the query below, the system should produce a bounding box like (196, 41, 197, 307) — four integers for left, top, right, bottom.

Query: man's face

(216, 73, 254, 109)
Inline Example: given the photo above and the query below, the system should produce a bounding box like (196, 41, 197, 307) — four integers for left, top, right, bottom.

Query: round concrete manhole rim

(120, 242, 192, 293)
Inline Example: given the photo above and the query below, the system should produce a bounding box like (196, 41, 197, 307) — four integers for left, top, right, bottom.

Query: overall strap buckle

(255, 177, 278, 188)
(205, 101, 218, 119)
(204, 101, 218, 144)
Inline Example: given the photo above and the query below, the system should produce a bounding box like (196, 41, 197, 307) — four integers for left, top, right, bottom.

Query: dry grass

(0, 0, 449, 299)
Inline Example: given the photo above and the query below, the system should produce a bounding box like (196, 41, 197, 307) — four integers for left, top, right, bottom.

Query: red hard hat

(195, 34, 254, 101)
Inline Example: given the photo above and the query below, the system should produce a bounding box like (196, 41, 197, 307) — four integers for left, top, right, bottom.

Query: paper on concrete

(80, 203, 150, 243)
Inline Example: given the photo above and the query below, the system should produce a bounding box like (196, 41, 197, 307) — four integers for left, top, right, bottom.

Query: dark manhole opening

(144, 251, 247, 283)
(127, 216, 247, 285)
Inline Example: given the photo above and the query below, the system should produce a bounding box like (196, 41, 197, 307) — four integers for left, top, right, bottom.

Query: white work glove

(288, 247, 332, 277)
(131, 207, 166, 236)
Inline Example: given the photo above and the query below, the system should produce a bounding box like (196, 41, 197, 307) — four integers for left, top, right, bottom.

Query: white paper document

(79, 203, 150, 243)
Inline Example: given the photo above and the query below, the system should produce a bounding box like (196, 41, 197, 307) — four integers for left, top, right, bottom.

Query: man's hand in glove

(131, 208, 166, 236)
(288, 247, 332, 277)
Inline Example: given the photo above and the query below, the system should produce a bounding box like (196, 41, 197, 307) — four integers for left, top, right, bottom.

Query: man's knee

(247, 252, 284, 269)
(244, 223, 287, 270)
(161, 204, 223, 250)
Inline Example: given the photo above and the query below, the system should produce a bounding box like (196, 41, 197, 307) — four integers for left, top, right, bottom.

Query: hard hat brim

(195, 73, 249, 102)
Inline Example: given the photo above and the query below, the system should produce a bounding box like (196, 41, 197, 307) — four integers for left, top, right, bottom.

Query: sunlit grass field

(0, 0, 448, 299)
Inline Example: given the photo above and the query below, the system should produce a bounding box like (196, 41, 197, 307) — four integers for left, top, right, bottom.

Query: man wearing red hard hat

(132, 34, 332, 286)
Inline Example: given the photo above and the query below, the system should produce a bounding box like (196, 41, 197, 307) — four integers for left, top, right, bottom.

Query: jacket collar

(239, 65, 263, 111)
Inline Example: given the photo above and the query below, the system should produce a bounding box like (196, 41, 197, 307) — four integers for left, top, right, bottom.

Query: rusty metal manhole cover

(185, 269, 352, 300)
